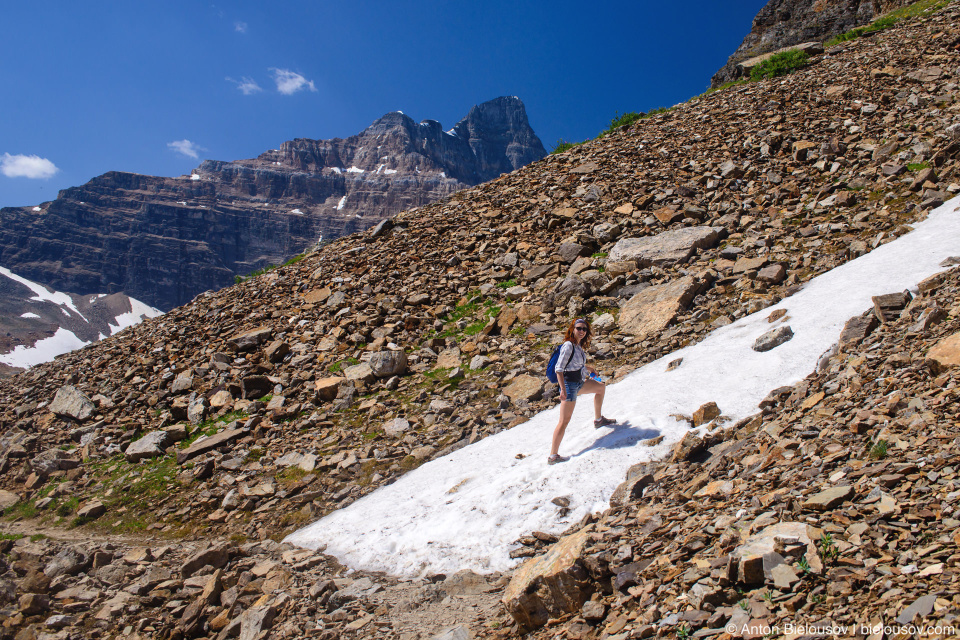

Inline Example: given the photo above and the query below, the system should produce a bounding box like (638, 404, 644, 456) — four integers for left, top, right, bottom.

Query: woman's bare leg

(550, 400, 576, 456)
(579, 379, 606, 419)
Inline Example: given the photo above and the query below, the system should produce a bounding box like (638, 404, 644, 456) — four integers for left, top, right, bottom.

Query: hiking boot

(547, 453, 569, 465)
(594, 416, 616, 428)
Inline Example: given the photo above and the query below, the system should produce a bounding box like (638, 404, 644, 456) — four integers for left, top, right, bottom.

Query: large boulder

(228, 326, 273, 351)
(0, 491, 19, 510)
(618, 276, 700, 339)
(344, 362, 375, 384)
(753, 326, 794, 352)
(369, 350, 408, 378)
(44, 546, 91, 579)
(124, 431, 171, 463)
(730, 522, 820, 585)
(314, 377, 344, 402)
(503, 375, 544, 402)
(49, 386, 96, 422)
(502, 528, 594, 631)
(609, 227, 723, 267)
(553, 275, 593, 306)
(928, 331, 960, 371)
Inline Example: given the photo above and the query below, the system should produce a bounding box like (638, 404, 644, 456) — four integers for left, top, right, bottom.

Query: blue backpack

(546, 345, 562, 384)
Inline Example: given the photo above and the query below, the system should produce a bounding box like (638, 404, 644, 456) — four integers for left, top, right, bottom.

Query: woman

(549, 318, 615, 464)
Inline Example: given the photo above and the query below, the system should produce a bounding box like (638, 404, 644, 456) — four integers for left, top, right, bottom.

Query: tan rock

(504, 375, 544, 402)
(502, 527, 594, 631)
(302, 287, 331, 304)
(437, 348, 462, 369)
(692, 401, 720, 426)
(0, 490, 19, 510)
(209, 389, 234, 408)
(927, 331, 960, 371)
(619, 276, 699, 338)
(803, 485, 853, 511)
(315, 377, 344, 401)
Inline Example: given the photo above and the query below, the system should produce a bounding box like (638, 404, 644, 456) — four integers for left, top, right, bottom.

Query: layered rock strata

(0, 96, 545, 312)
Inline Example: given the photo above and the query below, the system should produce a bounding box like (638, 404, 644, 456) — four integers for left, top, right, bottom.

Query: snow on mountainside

(0, 266, 161, 374)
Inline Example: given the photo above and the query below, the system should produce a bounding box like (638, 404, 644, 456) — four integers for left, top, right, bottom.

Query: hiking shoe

(594, 416, 616, 428)
(547, 454, 569, 465)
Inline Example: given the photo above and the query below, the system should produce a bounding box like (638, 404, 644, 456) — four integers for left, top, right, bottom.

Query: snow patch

(190, 174, 200, 181)
(336, 196, 347, 211)
(107, 298, 162, 335)
(19, 313, 40, 319)
(0, 328, 90, 369)
(346, 166, 365, 173)
(290, 208, 304, 215)
(0, 267, 87, 321)
(285, 196, 960, 577)
(384, 169, 397, 175)
(331, 167, 342, 174)
(32, 206, 41, 212)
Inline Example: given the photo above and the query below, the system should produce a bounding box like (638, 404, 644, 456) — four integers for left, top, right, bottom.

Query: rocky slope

(711, 0, 917, 87)
(1, 3, 960, 640)
(0, 96, 545, 313)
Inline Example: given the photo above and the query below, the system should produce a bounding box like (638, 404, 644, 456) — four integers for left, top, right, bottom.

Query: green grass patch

(496, 278, 518, 289)
(750, 50, 809, 81)
(29, 534, 46, 542)
(701, 79, 747, 97)
(907, 162, 930, 172)
(600, 111, 644, 137)
(551, 139, 584, 155)
(55, 496, 80, 517)
(4, 501, 38, 521)
(869, 439, 889, 460)
(0, 532, 24, 541)
(591, 252, 608, 258)
(276, 466, 308, 486)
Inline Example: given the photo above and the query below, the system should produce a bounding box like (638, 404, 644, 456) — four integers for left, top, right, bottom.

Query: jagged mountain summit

(0, 96, 545, 313)
(711, 0, 916, 86)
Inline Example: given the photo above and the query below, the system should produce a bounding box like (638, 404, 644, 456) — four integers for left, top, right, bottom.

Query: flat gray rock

(124, 431, 170, 463)
(609, 227, 723, 267)
(177, 428, 246, 464)
(49, 385, 96, 422)
(753, 325, 794, 352)
(803, 485, 853, 511)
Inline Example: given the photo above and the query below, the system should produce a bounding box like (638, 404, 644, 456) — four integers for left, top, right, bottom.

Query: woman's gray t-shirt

(553, 341, 587, 378)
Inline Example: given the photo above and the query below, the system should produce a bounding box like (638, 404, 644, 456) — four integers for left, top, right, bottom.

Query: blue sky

(0, 1, 767, 208)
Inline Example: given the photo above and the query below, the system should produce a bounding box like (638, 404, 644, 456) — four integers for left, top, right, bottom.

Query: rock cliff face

(0, 96, 545, 312)
(711, 0, 914, 86)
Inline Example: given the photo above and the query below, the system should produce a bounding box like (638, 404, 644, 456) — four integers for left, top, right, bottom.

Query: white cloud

(270, 68, 317, 95)
(167, 139, 205, 159)
(0, 153, 59, 179)
(234, 21, 247, 33)
(226, 76, 262, 95)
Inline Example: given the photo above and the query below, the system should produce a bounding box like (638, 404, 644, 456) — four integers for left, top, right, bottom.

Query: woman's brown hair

(563, 318, 592, 349)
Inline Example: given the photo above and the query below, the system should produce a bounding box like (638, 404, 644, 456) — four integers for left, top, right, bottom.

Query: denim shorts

(562, 378, 584, 402)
